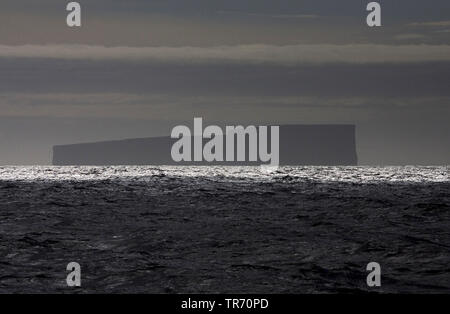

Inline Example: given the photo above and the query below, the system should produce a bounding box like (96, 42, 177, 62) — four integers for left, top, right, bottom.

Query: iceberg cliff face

(52, 125, 358, 166)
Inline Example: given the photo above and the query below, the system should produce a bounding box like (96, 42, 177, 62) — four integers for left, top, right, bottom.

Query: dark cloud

(1, 58, 449, 98)
(1, 1, 450, 45)
(3, 0, 450, 19)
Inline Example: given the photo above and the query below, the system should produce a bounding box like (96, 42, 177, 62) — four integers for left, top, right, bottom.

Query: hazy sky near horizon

(0, 0, 449, 164)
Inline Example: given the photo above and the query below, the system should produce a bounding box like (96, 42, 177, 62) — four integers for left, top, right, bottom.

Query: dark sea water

(0, 166, 449, 293)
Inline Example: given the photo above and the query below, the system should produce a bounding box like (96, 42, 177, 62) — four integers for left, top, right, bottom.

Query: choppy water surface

(0, 166, 449, 293)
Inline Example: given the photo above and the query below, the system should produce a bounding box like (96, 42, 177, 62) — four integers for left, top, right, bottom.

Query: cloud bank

(1, 44, 450, 64)
(409, 20, 450, 27)
(1, 92, 448, 120)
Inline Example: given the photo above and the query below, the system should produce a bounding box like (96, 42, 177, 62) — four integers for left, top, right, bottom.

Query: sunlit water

(0, 165, 448, 182)
(0, 166, 449, 293)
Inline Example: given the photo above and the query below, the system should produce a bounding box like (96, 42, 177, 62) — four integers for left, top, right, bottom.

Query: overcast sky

(0, 0, 449, 164)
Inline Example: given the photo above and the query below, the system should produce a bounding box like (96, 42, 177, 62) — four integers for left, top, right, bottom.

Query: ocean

(0, 166, 449, 293)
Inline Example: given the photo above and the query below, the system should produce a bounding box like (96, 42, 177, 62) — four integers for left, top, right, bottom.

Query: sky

(0, 0, 449, 165)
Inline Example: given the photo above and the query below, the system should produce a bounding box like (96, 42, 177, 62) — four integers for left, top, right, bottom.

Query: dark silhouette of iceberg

(52, 125, 357, 166)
